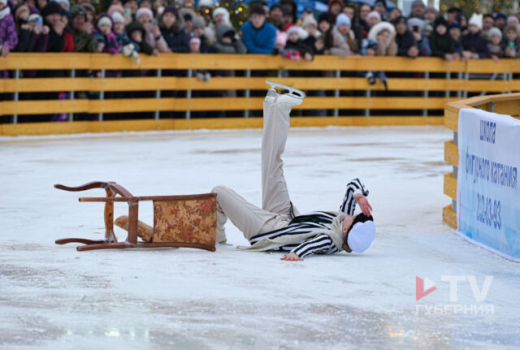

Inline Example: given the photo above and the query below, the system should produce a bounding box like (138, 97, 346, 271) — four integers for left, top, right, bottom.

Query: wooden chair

(55, 181, 217, 252)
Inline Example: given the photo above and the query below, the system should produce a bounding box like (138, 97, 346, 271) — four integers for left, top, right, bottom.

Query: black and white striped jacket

(249, 179, 369, 258)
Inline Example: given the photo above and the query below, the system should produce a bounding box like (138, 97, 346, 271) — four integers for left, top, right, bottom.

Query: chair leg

(56, 238, 107, 245)
(77, 242, 134, 251)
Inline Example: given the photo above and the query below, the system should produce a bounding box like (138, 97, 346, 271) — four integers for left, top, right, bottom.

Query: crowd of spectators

(1, 0, 520, 62)
(1, 0, 519, 120)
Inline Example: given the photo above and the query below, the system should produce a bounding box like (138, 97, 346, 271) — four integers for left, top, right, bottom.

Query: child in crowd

(191, 15, 211, 53)
(125, 20, 153, 55)
(317, 13, 350, 56)
(94, 13, 120, 54)
(336, 13, 357, 53)
(281, 25, 313, 61)
(159, 5, 189, 52)
(448, 23, 463, 56)
(461, 14, 489, 59)
(213, 23, 246, 54)
(0, 0, 19, 59)
(487, 27, 502, 61)
(503, 24, 520, 58)
(431, 17, 457, 61)
(190, 35, 210, 81)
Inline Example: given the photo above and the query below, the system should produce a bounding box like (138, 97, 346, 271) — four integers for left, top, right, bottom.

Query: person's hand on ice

(281, 252, 304, 262)
(354, 194, 373, 217)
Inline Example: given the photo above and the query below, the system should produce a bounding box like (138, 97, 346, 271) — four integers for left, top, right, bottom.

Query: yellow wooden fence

(1, 53, 520, 136)
(443, 93, 520, 229)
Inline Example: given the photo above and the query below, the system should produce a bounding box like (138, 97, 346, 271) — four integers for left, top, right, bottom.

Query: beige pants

(212, 100, 293, 242)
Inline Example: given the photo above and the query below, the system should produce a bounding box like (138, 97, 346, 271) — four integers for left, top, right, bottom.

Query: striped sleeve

(291, 234, 338, 258)
(339, 178, 369, 215)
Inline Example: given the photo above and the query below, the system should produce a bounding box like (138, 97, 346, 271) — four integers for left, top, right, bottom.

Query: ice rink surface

(1, 126, 519, 349)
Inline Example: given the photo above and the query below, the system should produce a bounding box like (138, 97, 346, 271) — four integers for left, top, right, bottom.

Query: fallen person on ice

(211, 81, 376, 261)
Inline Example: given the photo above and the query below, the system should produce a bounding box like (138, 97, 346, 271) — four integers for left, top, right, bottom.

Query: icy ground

(0, 126, 519, 350)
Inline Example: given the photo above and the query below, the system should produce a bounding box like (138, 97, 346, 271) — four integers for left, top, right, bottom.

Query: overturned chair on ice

(54, 181, 217, 252)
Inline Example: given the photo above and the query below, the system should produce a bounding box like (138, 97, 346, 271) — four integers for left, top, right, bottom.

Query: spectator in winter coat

(503, 24, 520, 59)
(423, 6, 437, 22)
(487, 27, 502, 61)
(449, 23, 463, 56)
(269, 3, 283, 30)
(408, 17, 430, 56)
(197, 0, 213, 26)
(281, 0, 297, 25)
(394, 16, 418, 57)
(0, 0, 18, 58)
(123, 0, 138, 17)
(94, 13, 120, 54)
(327, 0, 343, 25)
(69, 5, 97, 52)
(281, 25, 313, 61)
(192, 16, 211, 53)
(318, 12, 350, 56)
(213, 23, 246, 54)
(366, 11, 381, 29)
(125, 20, 153, 55)
(159, 5, 189, 53)
(136, 7, 169, 53)
(431, 17, 457, 61)
(241, 4, 276, 54)
(494, 12, 507, 30)
(111, 10, 129, 46)
(202, 7, 228, 46)
(179, 8, 196, 32)
(461, 14, 489, 60)
(389, 8, 402, 21)
(336, 13, 357, 53)
(373, 0, 387, 21)
(41, 1, 67, 52)
(410, 0, 425, 19)
(81, 3, 95, 23)
(364, 21, 397, 57)
(481, 13, 494, 39)
(15, 6, 48, 53)
(301, 13, 317, 49)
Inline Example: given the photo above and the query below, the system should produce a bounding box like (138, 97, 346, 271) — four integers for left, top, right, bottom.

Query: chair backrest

(153, 194, 217, 250)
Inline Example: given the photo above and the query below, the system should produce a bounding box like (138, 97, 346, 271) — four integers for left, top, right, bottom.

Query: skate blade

(265, 80, 306, 99)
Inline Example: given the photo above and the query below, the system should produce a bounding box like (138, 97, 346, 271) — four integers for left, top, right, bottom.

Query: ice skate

(265, 80, 305, 106)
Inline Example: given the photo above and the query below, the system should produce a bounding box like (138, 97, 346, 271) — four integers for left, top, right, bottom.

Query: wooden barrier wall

(1, 53, 520, 136)
(443, 93, 520, 229)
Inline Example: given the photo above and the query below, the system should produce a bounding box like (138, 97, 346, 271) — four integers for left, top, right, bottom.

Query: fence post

(97, 69, 105, 121)
(186, 68, 192, 120)
(463, 72, 469, 98)
(12, 69, 20, 124)
(365, 90, 370, 117)
(334, 69, 340, 117)
(244, 69, 251, 118)
(423, 71, 429, 117)
(445, 72, 450, 98)
(69, 69, 75, 122)
(155, 68, 162, 120)
(457, 72, 463, 98)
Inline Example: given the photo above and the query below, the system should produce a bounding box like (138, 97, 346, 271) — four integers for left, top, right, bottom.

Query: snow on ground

(0, 126, 519, 350)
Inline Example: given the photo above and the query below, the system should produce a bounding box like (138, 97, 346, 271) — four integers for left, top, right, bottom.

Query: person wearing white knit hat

(136, 6, 170, 53)
(212, 7, 230, 26)
(461, 14, 489, 60)
(198, 0, 214, 10)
